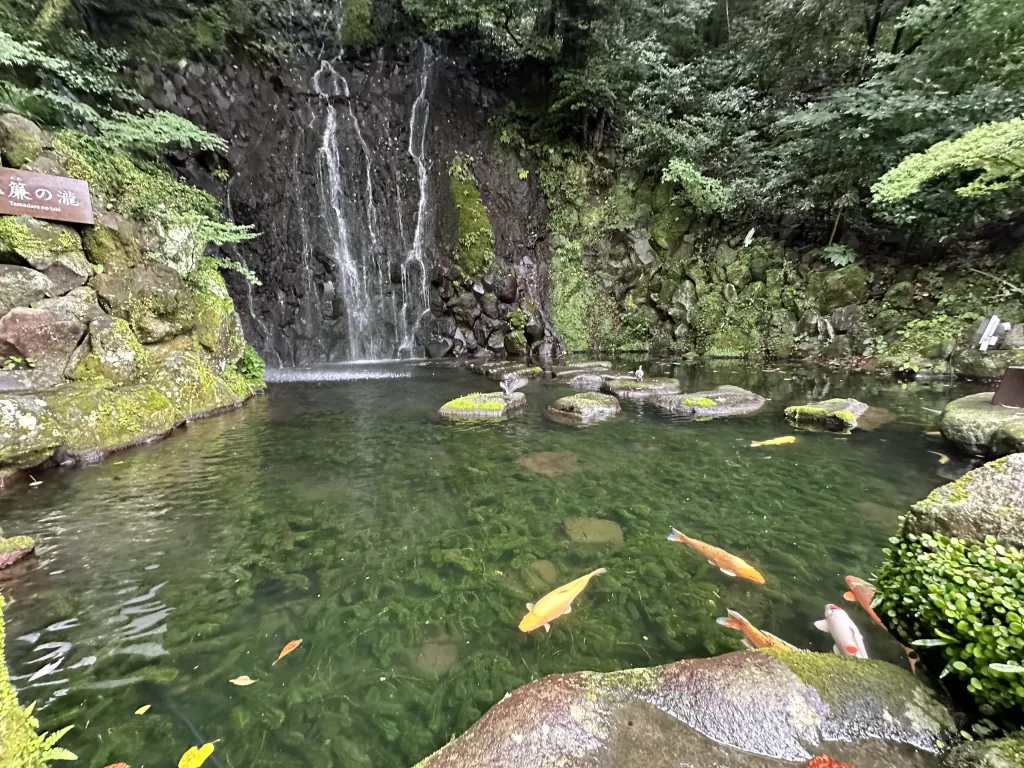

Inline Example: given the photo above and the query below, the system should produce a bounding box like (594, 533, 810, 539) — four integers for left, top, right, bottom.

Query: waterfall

(307, 52, 435, 362)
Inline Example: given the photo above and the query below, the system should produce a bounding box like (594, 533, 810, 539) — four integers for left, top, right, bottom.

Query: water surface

(0, 361, 984, 767)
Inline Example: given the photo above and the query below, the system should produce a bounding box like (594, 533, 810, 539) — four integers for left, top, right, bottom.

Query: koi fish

(843, 576, 885, 627)
(750, 436, 797, 448)
(814, 604, 868, 658)
(929, 451, 950, 465)
(716, 609, 798, 650)
(808, 756, 853, 768)
(519, 568, 606, 633)
(667, 528, 766, 584)
(924, 430, 940, 436)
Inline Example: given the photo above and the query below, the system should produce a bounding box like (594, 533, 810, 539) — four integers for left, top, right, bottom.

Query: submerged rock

(439, 392, 525, 419)
(548, 392, 621, 423)
(517, 450, 579, 478)
(522, 559, 558, 591)
(602, 377, 681, 399)
(654, 385, 766, 419)
(784, 398, 870, 431)
(939, 392, 1024, 457)
(412, 650, 954, 768)
(563, 516, 623, 546)
(413, 639, 460, 676)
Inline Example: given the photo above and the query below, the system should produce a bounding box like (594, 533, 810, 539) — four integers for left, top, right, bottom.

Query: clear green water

(0, 360, 983, 767)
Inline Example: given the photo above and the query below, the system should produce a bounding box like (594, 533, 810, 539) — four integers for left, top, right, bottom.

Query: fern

(95, 111, 229, 158)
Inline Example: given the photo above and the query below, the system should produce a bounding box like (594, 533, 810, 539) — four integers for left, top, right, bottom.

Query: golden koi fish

(716, 609, 798, 650)
(750, 436, 797, 448)
(667, 528, 766, 584)
(519, 568, 606, 633)
(843, 575, 885, 627)
(929, 451, 950, 465)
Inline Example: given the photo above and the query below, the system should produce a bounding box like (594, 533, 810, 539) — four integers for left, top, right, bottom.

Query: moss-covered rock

(0, 113, 45, 169)
(940, 392, 1024, 457)
(953, 348, 1024, 380)
(707, 323, 763, 358)
(438, 392, 524, 419)
(81, 221, 141, 274)
(449, 155, 495, 286)
(602, 377, 681, 399)
(44, 382, 178, 460)
(0, 394, 61, 469)
(0, 217, 92, 296)
(192, 264, 245, 369)
(654, 385, 766, 418)
(412, 650, 953, 768)
(943, 736, 1024, 768)
(785, 398, 870, 431)
(141, 338, 242, 423)
(649, 203, 692, 250)
(884, 281, 916, 311)
(0, 264, 53, 318)
(548, 391, 621, 423)
(0, 527, 35, 570)
(809, 264, 869, 314)
(71, 316, 146, 386)
(690, 293, 725, 353)
(92, 260, 196, 343)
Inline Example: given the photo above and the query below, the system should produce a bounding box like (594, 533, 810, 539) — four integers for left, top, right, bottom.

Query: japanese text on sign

(0, 168, 94, 225)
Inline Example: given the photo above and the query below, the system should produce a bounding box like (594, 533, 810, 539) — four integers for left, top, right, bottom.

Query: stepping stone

(565, 373, 604, 390)
(548, 392, 621, 423)
(940, 392, 1024, 457)
(438, 392, 525, 419)
(601, 377, 681, 399)
(784, 398, 870, 431)
(653, 385, 765, 419)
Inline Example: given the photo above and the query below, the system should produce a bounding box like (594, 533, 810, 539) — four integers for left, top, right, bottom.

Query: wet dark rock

(486, 329, 505, 351)
(565, 373, 605, 391)
(785, 398, 871, 431)
(525, 317, 545, 344)
(413, 650, 954, 768)
(654, 385, 766, 419)
(998, 325, 1024, 350)
(941, 736, 1024, 768)
(830, 304, 864, 334)
(940, 392, 1024, 457)
(495, 274, 518, 304)
(0, 265, 53, 318)
(426, 336, 454, 359)
(628, 230, 656, 265)
(449, 292, 480, 327)
(548, 392, 621, 423)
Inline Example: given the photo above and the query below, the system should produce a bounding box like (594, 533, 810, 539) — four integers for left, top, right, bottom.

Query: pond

(0, 360, 985, 767)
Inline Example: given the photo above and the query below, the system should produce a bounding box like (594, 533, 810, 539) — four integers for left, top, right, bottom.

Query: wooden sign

(0, 168, 94, 225)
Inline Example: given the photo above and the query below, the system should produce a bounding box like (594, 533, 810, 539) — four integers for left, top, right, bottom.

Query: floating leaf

(134, 705, 150, 715)
(911, 638, 951, 647)
(989, 662, 1024, 674)
(230, 675, 257, 686)
(178, 742, 215, 768)
(272, 639, 302, 665)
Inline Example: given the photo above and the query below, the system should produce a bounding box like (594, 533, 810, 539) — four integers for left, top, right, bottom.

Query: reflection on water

(0, 361, 986, 767)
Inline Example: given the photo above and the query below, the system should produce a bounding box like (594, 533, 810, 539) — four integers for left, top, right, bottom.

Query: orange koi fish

(716, 609, 798, 650)
(667, 528, 766, 584)
(843, 576, 885, 627)
(519, 568, 606, 633)
(808, 756, 853, 768)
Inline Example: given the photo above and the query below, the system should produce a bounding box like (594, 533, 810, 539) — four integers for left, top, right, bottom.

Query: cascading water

(307, 49, 436, 362)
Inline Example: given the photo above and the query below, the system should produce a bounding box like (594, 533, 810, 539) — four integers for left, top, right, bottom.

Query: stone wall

(0, 114, 264, 486)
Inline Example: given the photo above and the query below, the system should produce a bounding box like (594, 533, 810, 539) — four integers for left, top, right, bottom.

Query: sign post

(0, 168, 94, 225)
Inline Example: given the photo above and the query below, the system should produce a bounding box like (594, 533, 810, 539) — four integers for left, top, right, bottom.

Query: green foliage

(339, 0, 373, 50)
(661, 158, 731, 215)
(877, 530, 1024, 724)
(93, 111, 229, 159)
(237, 344, 265, 384)
(0, 594, 76, 767)
(822, 244, 856, 268)
(448, 154, 495, 287)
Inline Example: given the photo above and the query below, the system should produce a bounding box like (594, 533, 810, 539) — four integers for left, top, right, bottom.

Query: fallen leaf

(230, 675, 257, 686)
(103, 764, 130, 768)
(272, 639, 302, 665)
(178, 742, 215, 768)
(134, 705, 150, 715)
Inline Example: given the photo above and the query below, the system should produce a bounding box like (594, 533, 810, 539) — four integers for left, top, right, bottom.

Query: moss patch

(439, 392, 523, 419)
(449, 155, 495, 287)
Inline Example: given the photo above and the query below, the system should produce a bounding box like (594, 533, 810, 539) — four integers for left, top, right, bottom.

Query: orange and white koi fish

(667, 528, 766, 584)
(519, 568, 606, 633)
(843, 575, 885, 628)
(814, 604, 868, 658)
(716, 609, 798, 650)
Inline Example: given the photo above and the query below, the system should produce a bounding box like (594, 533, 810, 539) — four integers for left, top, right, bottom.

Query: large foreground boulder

(784, 398, 870, 431)
(939, 392, 1024, 457)
(413, 650, 954, 768)
(877, 455, 1024, 723)
(654, 385, 766, 419)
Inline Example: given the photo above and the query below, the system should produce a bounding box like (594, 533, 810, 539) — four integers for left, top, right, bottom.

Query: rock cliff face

(146, 46, 555, 366)
(0, 114, 264, 484)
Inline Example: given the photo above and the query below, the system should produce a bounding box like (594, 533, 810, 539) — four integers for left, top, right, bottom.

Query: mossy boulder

(192, 268, 245, 370)
(91, 261, 195, 343)
(449, 155, 495, 285)
(884, 281, 916, 311)
(953, 348, 1024, 381)
(602, 377, 681, 399)
(0, 113, 45, 168)
(412, 650, 953, 768)
(785, 398, 870, 431)
(654, 385, 766, 419)
(877, 456, 1024, 723)
(939, 392, 1024, 457)
(81, 221, 141, 274)
(943, 737, 1024, 768)
(439, 392, 524, 419)
(141, 338, 242, 423)
(809, 264, 869, 314)
(690, 293, 725, 352)
(71, 316, 146, 386)
(548, 391, 621, 423)
(0, 217, 92, 296)
(707, 324, 763, 358)
(649, 203, 692, 250)
(0, 264, 53, 317)
(44, 382, 178, 460)
(0, 394, 61, 468)
(0, 529, 35, 569)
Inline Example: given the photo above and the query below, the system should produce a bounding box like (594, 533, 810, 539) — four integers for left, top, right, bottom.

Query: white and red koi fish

(814, 604, 868, 658)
